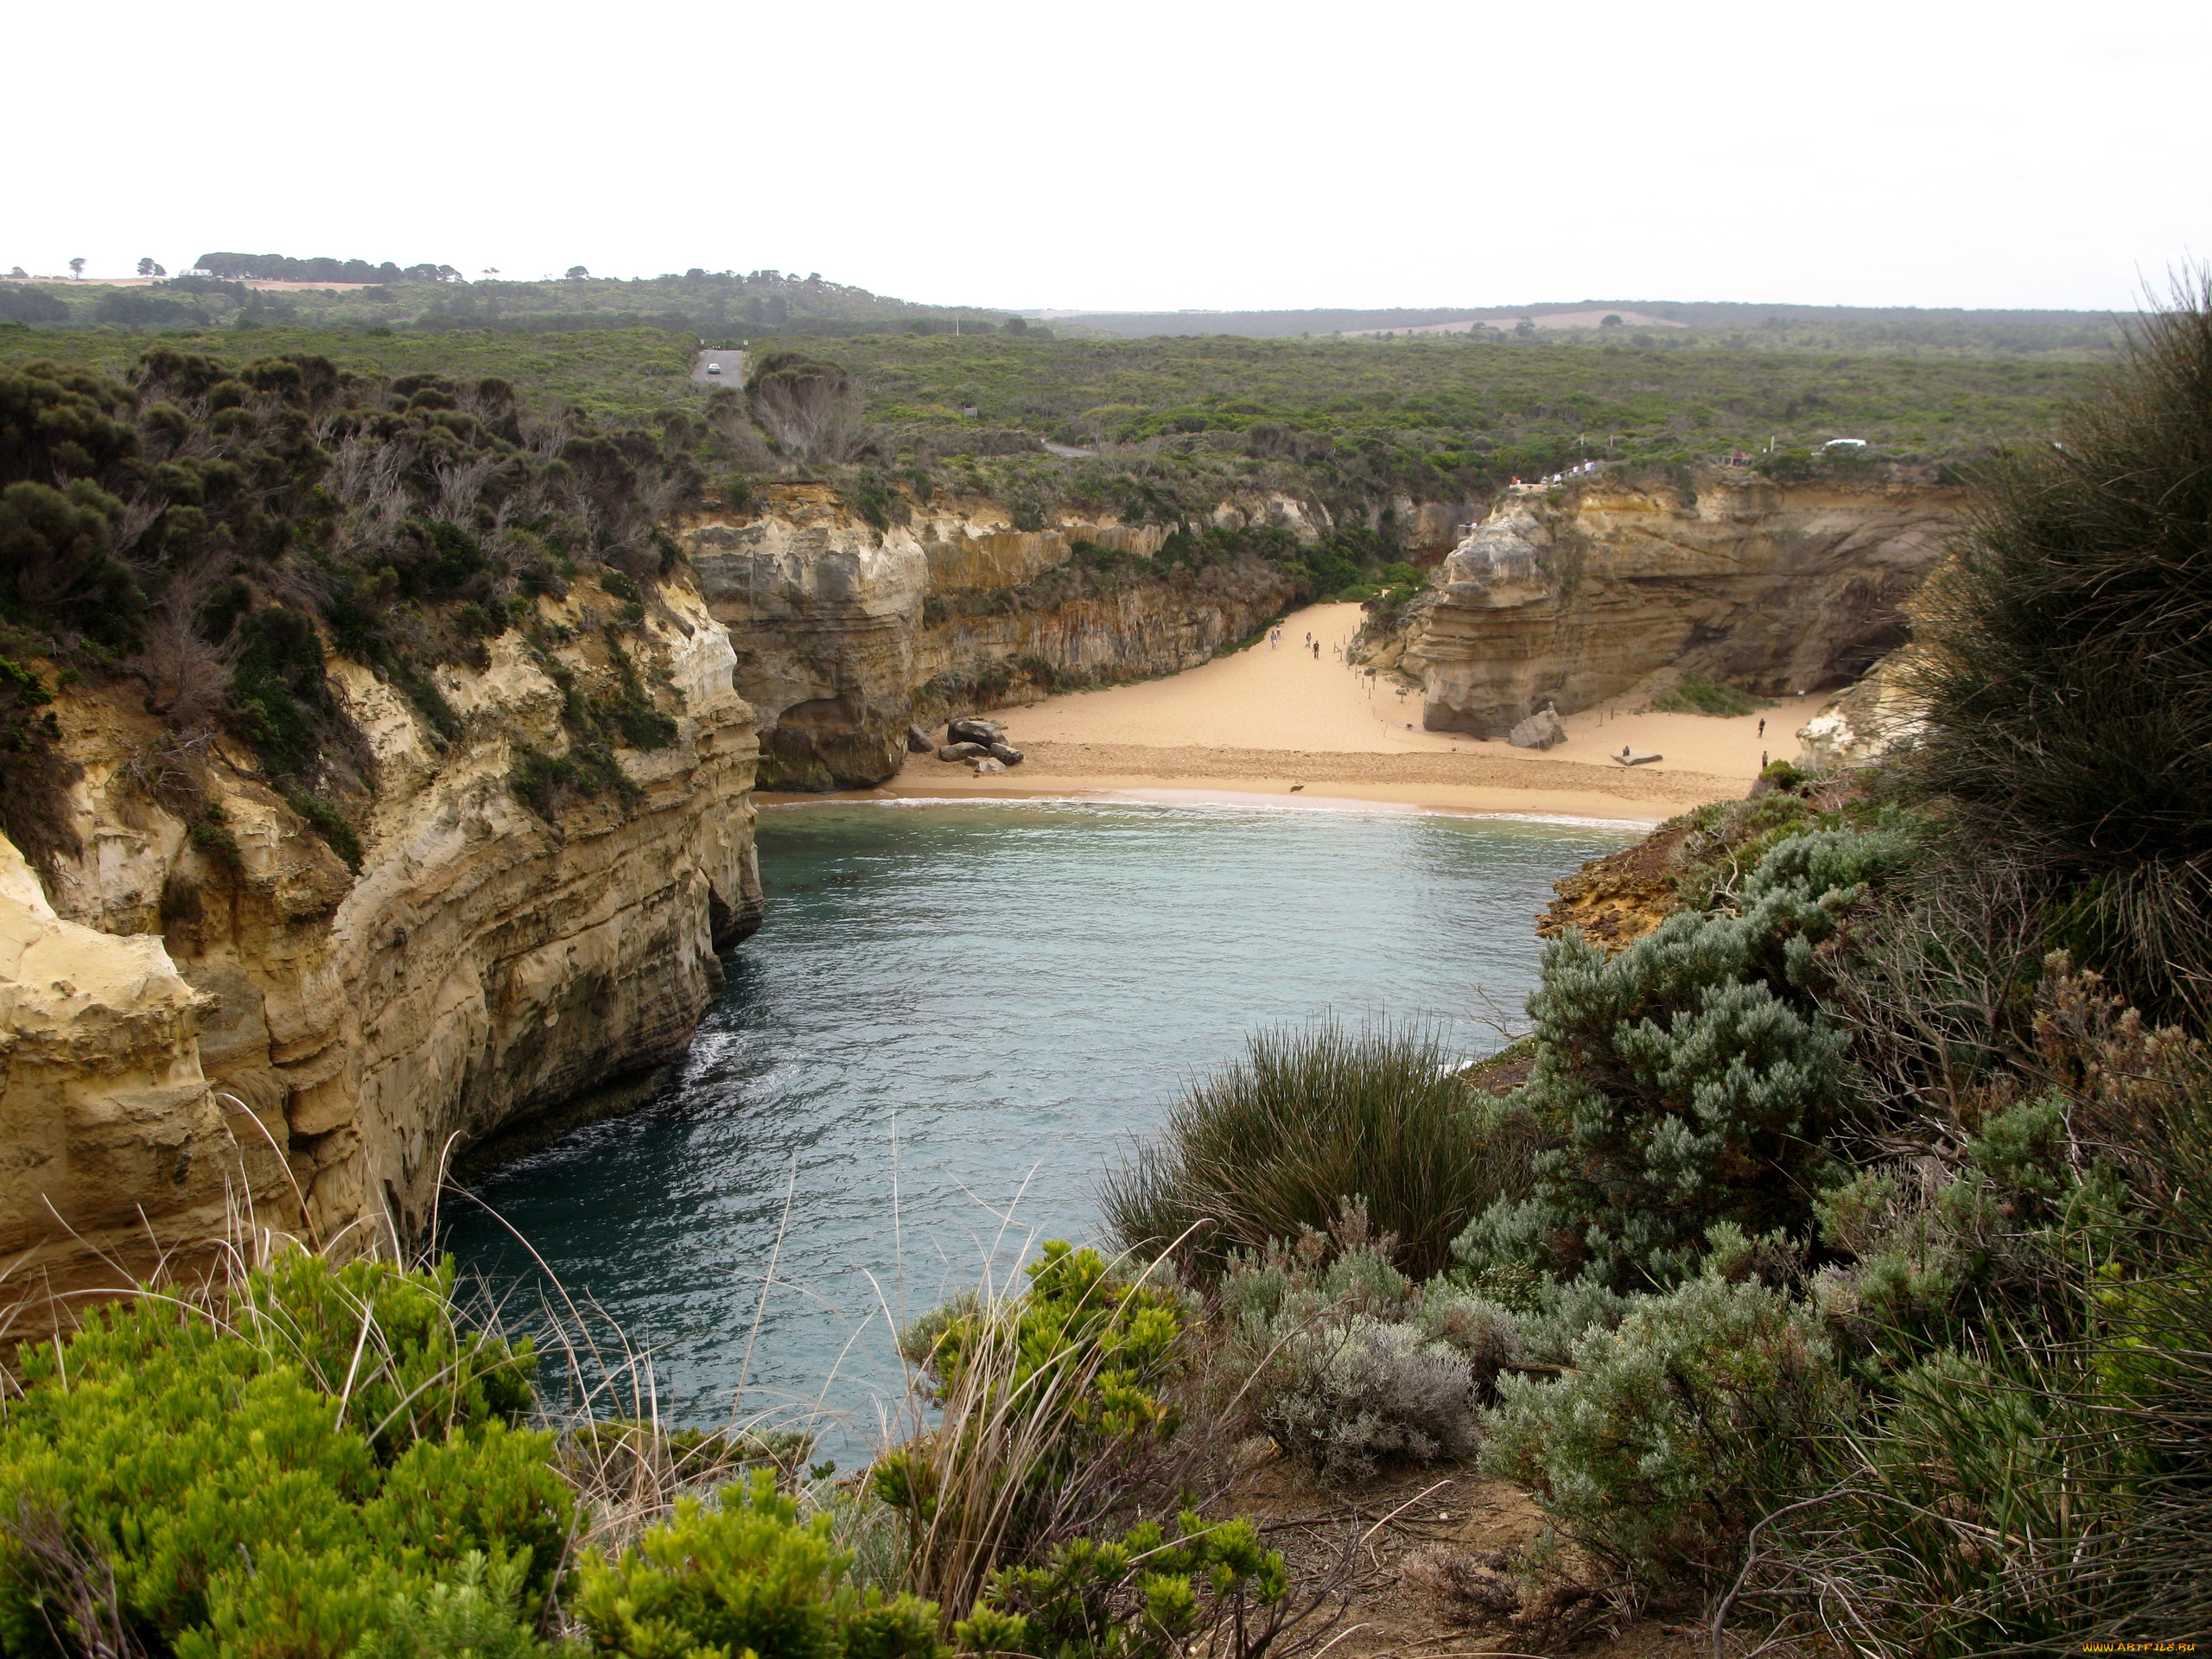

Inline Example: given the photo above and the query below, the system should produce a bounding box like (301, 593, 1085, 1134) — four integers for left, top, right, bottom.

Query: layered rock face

(911, 559, 1303, 718)
(682, 484, 928, 791)
(0, 835, 283, 1300)
(6, 575, 761, 1294)
(682, 486, 1317, 789)
(1400, 470, 1964, 738)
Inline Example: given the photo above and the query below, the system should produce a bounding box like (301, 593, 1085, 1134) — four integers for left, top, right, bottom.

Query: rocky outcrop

(910, 562, 1301, 719)
(1508, 706, 1567, 750)
(1536, 818, 1698, 954)
(1796, 648, 1926, 769)
(8, 573, 762, 1298)
(1399, 469, 1964, 738)
(682, 485, 1198, 789)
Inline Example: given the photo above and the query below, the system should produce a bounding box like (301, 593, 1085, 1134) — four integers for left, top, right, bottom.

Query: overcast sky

(13, 0, 2205, 314)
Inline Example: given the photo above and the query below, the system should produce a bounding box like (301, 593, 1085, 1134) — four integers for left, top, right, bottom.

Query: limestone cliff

(1397, 469, 1964, 738)
(1795, 646, 1927, 769)
(4, 573, 761, 1300)
(682, 485, 1367, 788)
(0, 833, 283, 1306)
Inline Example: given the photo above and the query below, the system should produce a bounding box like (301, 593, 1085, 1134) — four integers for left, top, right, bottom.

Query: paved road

(692, 347, 746, 387)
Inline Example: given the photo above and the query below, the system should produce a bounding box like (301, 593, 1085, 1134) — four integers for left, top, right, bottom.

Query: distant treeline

(1, 261, 1021, 338)
(195, 251, 459, 283)
(1052, 302, 2123, 358)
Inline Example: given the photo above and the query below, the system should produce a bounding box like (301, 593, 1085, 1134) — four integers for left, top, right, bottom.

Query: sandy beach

(779, 603, 1814, 823)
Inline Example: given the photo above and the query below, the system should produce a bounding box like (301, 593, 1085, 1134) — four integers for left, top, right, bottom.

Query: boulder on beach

(938, 742, 989, 761)
(972, 756, 1007, 774)
(948, 716, 1007, 747)
(1508, 706, 1568, 750)
(987, 743, 1023, 766)
(906, 724, 937, 753)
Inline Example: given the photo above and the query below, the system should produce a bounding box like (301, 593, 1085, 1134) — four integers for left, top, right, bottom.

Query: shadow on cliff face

(759, 694, 906, 790)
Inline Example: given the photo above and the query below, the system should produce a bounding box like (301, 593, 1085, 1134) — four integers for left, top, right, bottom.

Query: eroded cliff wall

(683, 486, 1349, 787)
(1398, 469, 1964, 738)
(5, 573, 761, 1297)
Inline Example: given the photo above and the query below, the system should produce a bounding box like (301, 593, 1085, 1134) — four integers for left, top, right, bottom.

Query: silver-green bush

(1482, 1275, 1853, 1593)
(1454, 823, 1912, 1293)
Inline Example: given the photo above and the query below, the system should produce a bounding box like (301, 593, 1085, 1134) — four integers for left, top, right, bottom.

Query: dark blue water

(445, 798, 1634, 1452)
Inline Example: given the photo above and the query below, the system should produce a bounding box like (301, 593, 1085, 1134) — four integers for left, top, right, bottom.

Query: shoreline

(758, 782, 1669, 828)
(760, 741, 1737, 824)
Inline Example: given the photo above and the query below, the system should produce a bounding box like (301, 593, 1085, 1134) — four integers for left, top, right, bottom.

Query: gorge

(0, 461, 1948, 1322)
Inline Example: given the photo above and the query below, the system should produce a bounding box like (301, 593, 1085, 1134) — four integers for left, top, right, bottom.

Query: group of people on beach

(1268, 626, 1322, 658)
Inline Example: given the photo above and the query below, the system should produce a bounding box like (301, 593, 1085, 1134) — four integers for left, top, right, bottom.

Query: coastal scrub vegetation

(5, 311, 2094, 479)
(0, 1225, 1342, 1658)
(0, 343, 727, 885)
(6, 286, 2207, 1652)
(1086, 283, 2212, 1650)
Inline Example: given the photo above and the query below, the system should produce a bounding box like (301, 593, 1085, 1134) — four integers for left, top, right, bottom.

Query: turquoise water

(446, 798, 1635, 1452)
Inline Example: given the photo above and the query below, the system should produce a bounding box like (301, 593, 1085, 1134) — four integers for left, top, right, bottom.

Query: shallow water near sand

(445, 798, 1636, 1458)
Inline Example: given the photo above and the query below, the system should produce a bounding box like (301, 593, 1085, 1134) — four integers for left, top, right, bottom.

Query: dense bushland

(818, 331, 2092, 470)
(1904, 286, 2212, 1026)
(0, 345, 733, 881)
(1087, 283, 2212, 1651)
(0, 1233, 1349, 1658)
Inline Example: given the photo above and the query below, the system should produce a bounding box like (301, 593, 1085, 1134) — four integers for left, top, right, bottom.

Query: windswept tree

(745, 351, 863, 464)
(137, 257, 168, 277)
(565, 264, 589, 280)
(67, 257, 86, 279)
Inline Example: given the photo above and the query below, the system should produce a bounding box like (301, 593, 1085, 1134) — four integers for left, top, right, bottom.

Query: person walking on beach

(1758, 717, 1766, 738)
(1312, 640, 1320, 659)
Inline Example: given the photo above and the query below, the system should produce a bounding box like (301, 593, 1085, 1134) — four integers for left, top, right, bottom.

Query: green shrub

(954, 1511, 1294, 1659)
(602, 626, 678, 751)
(572, 1469, 943, 1659)
(1753, 447, 1818, 482)
(0, 1254, 564, 1658)
(1649, 671, 1768, 718)
(511, 743, 593, 822)
(284, 787, 364, 872)
(1483, 1275, 1853, 1592)
(227, 604, 338, 778)
(353, 1551, 558, 1659)
(1456, 824, 1911, 1290)
(1810, 1084, 2114, 1372)
(1102, 1021, 1549, 1282)
(874, 1243, 1185, 1616)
